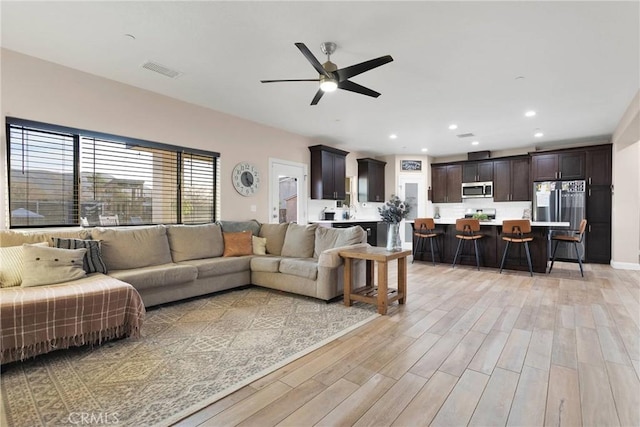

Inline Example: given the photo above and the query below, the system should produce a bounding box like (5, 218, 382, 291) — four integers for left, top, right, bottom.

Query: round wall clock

(232, 162, 260, 196)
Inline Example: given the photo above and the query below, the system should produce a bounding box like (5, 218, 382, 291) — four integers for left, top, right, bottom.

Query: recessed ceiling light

(448, 124, 458, 130)
(525, 110, 536, 117)
(471, 141, 480, 146)
(421, 148, 428, 152)
(389, 134, 398, 139)
(534, 130, 544, 138)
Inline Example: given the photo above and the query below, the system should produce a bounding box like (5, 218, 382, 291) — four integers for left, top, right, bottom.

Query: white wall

(0, 49, 318, 227)
(611, 90, 640, 269)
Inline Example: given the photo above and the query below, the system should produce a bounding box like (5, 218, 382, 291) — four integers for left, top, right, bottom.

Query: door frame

(269, 158, 308, 224)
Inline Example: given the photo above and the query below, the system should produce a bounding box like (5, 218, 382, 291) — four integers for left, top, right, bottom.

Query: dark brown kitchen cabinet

(586, 145, 612, 186)
(357, 158, 386, 202)
(309, 145, 348, 200)
(531, 151, 585, 181)
(431, 164, 462, 203)
(462, 161, 493, 182)
(493, 157, 530, 202)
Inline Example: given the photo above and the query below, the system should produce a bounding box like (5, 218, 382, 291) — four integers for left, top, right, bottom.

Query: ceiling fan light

(320, 79, 338, 92)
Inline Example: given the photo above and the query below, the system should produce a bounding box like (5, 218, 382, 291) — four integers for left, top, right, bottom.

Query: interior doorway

(269, 159, 308, 224)
(398, 174, 426, 249)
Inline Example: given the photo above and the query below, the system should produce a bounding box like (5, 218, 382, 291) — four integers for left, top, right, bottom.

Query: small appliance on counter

(323, 211, 335, 221)
(463, 208, 496, 221)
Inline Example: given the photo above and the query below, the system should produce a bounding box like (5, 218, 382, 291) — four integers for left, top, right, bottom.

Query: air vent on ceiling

(141, 61, 183, 78)
(456, 133, 475, 138)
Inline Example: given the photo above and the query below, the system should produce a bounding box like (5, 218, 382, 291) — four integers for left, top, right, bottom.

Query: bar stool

(500, 219, 534, 277)
(412, 218, 441, 265)
(549, 219, 587, 277)
(452, 218, 483, 271)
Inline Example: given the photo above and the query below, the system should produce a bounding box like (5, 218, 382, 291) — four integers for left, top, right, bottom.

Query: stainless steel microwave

(461, 181, 493, 198)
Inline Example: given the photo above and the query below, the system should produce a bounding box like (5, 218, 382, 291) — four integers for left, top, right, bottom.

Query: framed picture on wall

(401, 160, 422, 171)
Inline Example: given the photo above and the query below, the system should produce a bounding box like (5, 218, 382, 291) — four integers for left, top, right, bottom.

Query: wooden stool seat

(500, 219, 534, 276)
(452, 218, 483, 271)
(413, 218, 441, 266)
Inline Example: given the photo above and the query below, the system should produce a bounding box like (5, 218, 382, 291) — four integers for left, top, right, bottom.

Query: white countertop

(426, 218, 570, 227)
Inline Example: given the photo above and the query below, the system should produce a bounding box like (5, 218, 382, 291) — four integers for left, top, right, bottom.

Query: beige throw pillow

(21, 245, 87, 287)
(252, 235, 267, 255)
(0, 242, 49, 288)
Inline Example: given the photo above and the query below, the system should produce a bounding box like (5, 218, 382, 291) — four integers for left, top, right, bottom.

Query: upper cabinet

(357, 158, 386, 202)
(431, 164, 462, 203)
(493, 157, 530, 202)
(585, 145, 612, 186)
(309, 145, 348, 200)
(531, 151, 585, 181)
(462, 161, 493, 182)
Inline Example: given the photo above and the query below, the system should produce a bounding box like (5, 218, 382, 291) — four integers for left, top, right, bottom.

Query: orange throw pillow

(223, 230, 253, 257)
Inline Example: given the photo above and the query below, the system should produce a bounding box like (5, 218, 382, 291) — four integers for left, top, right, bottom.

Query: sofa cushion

(0, 229, 90, 247)
(179, 256, 252, 279)
(0, 242, 49, 288)
(166, 223, 224, 262)
(223, 231, 253, 257)
(278, 258, 318, 280)
(259, 223, 289, 256)
(218, 220, 261, 236)
(108, 263, 198, 291)
(250, 256, 282, 273)
(21, 245, 87, 287)
(52, 238, 107, 274)
(314, 226, 366, 258)
(91, 225, 172, 270)
(252, 236, 267, 255)
(281, 223, 317, 258)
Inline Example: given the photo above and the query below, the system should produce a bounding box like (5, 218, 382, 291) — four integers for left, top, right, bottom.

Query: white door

(398, 174, 426, 249)
(269, 159, 308, 224)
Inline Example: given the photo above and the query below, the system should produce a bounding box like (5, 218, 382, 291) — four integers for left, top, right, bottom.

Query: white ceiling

(1, 1, 638, 157)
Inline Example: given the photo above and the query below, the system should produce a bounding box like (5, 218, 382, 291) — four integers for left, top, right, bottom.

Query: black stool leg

(524, 241, 533, 277)
(473, 239, 480, 271)
(434, 236, 442, 263)
(500, 240, 510, 274)
(575, 241, 584, 277)
(412, 236, 418, 264)
(452, 238, 463, 268)
(429, 237, 436, 266)
(548, 240, 560, 273)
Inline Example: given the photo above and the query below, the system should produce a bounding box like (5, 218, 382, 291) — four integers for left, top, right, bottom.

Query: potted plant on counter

(378, 195, 411, 251)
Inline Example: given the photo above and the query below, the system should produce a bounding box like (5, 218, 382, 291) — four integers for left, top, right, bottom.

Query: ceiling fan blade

(295, 42, 331, 78)
(335, 55, 393, 82)
(310, 89, 324, 106)
(261, 79, 320, 83)
(338, 80, 381, 98)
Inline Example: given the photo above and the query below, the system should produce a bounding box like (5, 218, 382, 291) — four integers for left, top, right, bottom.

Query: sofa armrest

(318, 243, 371, 268)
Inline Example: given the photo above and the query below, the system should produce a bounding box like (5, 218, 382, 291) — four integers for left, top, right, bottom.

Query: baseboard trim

(610, 261, 640, 270)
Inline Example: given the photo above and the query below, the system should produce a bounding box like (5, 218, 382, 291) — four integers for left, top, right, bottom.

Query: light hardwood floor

(176, 260, 640, 427)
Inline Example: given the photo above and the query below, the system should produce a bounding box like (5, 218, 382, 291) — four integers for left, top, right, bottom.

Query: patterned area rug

(1, 287, 378, 426)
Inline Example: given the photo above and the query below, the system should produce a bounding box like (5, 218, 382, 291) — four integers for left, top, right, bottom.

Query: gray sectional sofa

(0, 221, 367, 362)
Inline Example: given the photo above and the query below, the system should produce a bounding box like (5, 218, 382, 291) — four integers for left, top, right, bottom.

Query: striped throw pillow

(52, 238, 107, 274)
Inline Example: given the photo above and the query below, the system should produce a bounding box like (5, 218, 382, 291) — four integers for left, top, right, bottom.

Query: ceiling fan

(260, 42, 393, 105)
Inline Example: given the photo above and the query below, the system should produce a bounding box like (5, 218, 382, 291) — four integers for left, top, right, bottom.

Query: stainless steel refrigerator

(533, 180, 586, 260)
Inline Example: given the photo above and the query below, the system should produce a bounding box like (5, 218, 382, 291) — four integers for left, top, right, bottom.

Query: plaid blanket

(1, 274, 145, 364)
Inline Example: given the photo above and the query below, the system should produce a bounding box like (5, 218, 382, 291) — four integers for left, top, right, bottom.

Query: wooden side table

(339, 247, 411, 315)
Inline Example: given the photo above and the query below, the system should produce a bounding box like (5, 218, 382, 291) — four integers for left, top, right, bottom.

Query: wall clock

(232, 162, 260, 196)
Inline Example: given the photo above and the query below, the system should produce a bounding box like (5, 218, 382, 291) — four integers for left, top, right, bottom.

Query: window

(6, 117, 219, 228)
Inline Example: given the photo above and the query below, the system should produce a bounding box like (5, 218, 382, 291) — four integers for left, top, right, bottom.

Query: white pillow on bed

(0, 242, 49, 288)
(21, 245, 87, 287)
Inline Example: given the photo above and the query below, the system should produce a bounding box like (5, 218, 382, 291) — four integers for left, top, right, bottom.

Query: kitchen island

(411, 219, 570, 273)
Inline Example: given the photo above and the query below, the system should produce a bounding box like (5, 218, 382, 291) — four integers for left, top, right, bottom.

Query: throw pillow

(281, 223, 317, 258)
(52, 237, 107, 274)
(0, 242, 49, 288)
(223, 231, 253, 257)
(21, 245, 87, 287)
(252, 235, 267, 255)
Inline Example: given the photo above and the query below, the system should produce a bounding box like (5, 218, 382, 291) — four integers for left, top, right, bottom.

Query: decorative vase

(386, 222, 402, 251)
